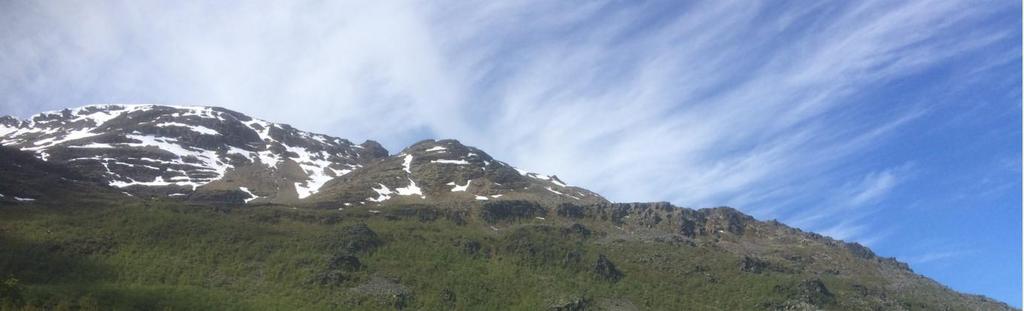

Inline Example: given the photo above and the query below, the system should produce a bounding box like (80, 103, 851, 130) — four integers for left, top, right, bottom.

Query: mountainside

(0, 105, 1014, 310)
(0, 105, 593, 206)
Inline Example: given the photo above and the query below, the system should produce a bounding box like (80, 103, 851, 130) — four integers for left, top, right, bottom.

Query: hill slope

(0, 105, 1015, 310)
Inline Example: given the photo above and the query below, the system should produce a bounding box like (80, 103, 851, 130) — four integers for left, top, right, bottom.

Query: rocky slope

(0, 105, 602, 206)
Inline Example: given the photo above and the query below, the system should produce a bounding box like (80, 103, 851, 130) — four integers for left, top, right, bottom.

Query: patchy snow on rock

(288, 145, 345, 199)
(395, 178, 424, 198)
(425, 146, 446, 152)
(402, 154, 414, 173)
(0, 125, 17, 137)
(475, 195, 489, 201)
(155, 122, 220, 135)
(257, 151, 280, 167)
(67, 143, 116, 149)
(122, 134, 230, 185)
(448, 180, 471, 192)
(431, 159, 470, 165)
(225, 146, 256, 162)
(111, 176, 201, 189)
(14, 197, 35, 202)
(546, 187, 581, 200)
(515, 167, 569, 187)
(368, 183, 393, 202)
(239, 187, 259, 203)
(490, 194, 503, 198)
(243, 119, 276, 143)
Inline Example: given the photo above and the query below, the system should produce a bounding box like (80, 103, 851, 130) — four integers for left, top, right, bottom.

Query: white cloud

(0, 0, 1013, 245)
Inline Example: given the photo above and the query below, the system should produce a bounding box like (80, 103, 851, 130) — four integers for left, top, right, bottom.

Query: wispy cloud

(0, 0, 1015, 245)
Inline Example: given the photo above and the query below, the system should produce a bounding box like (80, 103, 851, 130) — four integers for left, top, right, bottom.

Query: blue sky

(1, 0, 1020, 306)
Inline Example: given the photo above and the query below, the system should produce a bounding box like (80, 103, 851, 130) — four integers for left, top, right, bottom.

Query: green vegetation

(0, 199, 1013, 310)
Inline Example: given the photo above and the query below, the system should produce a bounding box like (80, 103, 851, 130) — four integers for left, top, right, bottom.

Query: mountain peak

(1, 105, 605, 207)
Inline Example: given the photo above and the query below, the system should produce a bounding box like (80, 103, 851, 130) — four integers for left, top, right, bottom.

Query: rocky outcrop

(593, 254, 623, 282)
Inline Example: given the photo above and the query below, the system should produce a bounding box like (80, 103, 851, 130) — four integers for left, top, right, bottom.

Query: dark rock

(593, 254, 623, 282)
(775, 278, 834, 307)
(560, 223, 592, 239)
(739, 256, 770, 274)
(556, 203, 586, 219)
(341, 223, 382, 254)
(480, 200, 547, 224)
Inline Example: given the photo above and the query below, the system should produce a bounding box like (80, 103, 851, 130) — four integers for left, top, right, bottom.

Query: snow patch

(287, 145, 344, 199)
(448, 180, 470, 192)
(516, 167, 569, 187)
(239, 187, 259, 203)
(545, 187, 581, 200)
(431, 159, 470, 165)
(368, 183, 393, 202)
(402, 154, 413, 173)
(425, 146, 446, 152)
(395, 178, 424, 199)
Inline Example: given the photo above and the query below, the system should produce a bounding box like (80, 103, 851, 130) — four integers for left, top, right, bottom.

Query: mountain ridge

(0, 104, 592, 206)
(0, 104, 1015, 310)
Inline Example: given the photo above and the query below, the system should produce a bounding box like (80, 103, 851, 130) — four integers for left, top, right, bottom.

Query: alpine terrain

(0, 105, 1014, 310)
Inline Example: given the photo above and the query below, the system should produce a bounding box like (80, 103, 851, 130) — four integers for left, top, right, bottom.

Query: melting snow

(545, 187, 581, 200)
(395, 178, 424, 198)
(68, 143, 116, 149)
(516, 167, 569, 187)
(111, 176, 201, 189)
(288, 145, 347, 199)
(243, 119, 276, 143)
(431, 159, 470, 165)
(0, 125, 17, 137)
(425, 146, 446, 152)
(448, 180, 471, 192)
(239, 187, 259, 203)
(475, 195, 489, 201)
(402, 154, 413, 173)
(14, 197, 35, 202)
(368, 183, 393, 202)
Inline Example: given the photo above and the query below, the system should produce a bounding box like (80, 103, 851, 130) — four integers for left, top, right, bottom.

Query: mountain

(0, 105, 593, 206)
(0, 105, 1014, 310)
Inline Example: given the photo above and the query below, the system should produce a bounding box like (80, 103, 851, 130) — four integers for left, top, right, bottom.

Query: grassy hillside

(0, 198, 1013, 310)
